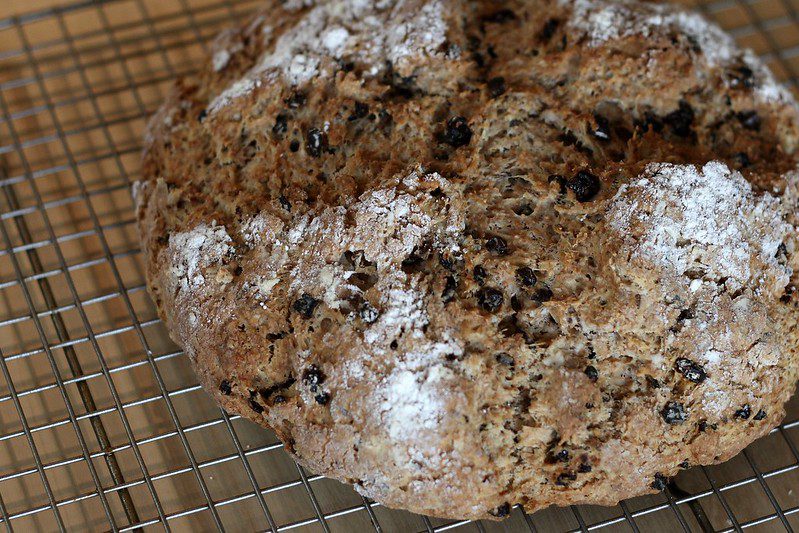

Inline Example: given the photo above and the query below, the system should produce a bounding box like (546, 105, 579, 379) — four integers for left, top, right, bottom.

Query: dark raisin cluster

(737, 110, 761, 131)
(734, 404, 752, 420)
(293, 294, 319, 319)
(488, 502, 511, 518)
(552, 449, 570, 462)
(485, 236, 509, 255)
(278, 195, 292, 212)
(443, 116, 473, 147)
(442, 275, 458, 303)
(675, 358, 706, 383)
(473, 265, 487, 285)
(359, 302, 380, 323)
(664, 100, 695, 137)
(305, 128, 328, 157)
(661, 401, 688, 424)
(592, 113, 611, 140)
(495, 352, 515, 367)
(259, 377, 296, 407)
(698, 420, 718, 432)
(514, 203, 533, 216)
(532, 286, 553, 302)
(487, 76, 506, 98)
(516, 267, 537, 287)
(302, 365, 330, 405)
(302, 365, 325, 391)
(482, 9, 516, 24)
(249, 397, 264, 414)
(273, 114, 288, 136)
(555, 471, 577, 486)
(733, 151, 751, 169)
(477, 287, 504, 312)
(728, 65, 755, 89)
(314, 392, 330, 405)
(566, 171, 601, 202)
(348, 101, 370, 121)
(537, 17, 560, 40)
(650, 473, 668, 491)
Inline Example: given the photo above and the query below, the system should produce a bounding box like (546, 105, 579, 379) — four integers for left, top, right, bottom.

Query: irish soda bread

(136, 0, 799, 519)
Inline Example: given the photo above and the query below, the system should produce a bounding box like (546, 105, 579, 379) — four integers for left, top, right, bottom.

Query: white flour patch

(215, 168, 466, 473)
(240, 214, 268, 247)
(566, 0, 631, 45)
(565, 0, 737, 63)
(208, 77, 261, 114)
(703, 349, 723, 366)
(209, 0, 448, 113)
(287, 169, 462, 308)
(379, 363, 456, 448)
(612, 163, 793, 398)
(240, 212, 285, 248)
(371, 284, 463, 468)
(354, 190, 433, 269)
(741, 51, 794, 104)
(284, 0, 316, 10)
(316, 263, 360, 309)
(321, 26, 350, 55)
(357, 267, 463, 468)
(667, 11, 737, 67)
(563, 0, 795, 103)
(364, 274, 428, 345)
(256, 276, 280, 297)
(608, 161, 791, 289)
(702, 386, 730, 416)
(167, 222, 233, 294)
(386, 0, 446, 65)
(253, 275, 281, 308)
(212, 49, 232, 72)
(268, 167, 465, 471)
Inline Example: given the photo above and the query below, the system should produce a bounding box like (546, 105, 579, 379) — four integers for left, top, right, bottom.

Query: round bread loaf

(136, 0, 799, 520)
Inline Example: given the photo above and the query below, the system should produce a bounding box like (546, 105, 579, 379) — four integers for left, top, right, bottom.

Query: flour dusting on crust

(563, 0, 793, 103)
(263, 169, 466, 469)
(606, 162, 795, 423)
(209, 0, 447, 113)
(609, 161, 792, 291)
(167, 222, 233, 293)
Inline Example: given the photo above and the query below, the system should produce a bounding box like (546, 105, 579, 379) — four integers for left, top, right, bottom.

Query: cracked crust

(136, 0, 799, 520)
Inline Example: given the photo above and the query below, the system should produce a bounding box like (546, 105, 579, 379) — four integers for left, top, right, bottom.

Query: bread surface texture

(136, 0, 799, 519)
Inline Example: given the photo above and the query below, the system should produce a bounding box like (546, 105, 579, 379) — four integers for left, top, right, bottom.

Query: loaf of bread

(135, 0, 799, 519)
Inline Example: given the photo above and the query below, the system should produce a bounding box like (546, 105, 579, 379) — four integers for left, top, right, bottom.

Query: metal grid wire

(0, 0, 798, 531)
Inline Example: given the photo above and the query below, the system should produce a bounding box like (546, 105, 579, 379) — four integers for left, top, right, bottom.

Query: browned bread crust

(136, 0, 799, 520)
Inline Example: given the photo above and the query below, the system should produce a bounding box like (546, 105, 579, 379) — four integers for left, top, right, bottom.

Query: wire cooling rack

(1, 0, 799, 531)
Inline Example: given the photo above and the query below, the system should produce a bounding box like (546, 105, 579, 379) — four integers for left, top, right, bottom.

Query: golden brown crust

(136, 0, 799, 520)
